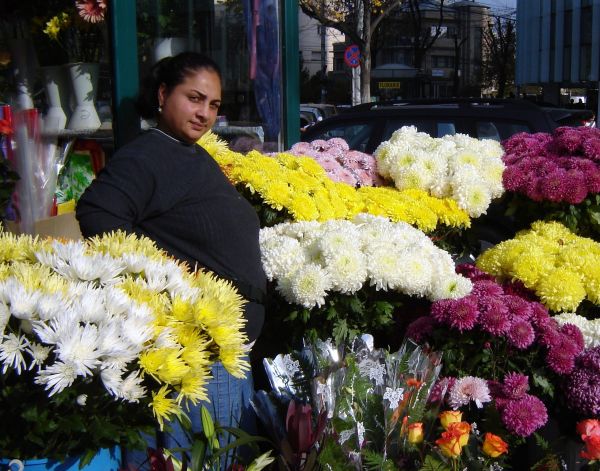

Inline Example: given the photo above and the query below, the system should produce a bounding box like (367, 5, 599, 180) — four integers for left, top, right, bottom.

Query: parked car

(302, 98, 595, 154)
(301, 103, 338, 119)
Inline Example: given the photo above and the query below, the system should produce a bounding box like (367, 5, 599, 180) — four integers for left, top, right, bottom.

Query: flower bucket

(0, 447, 121, 471)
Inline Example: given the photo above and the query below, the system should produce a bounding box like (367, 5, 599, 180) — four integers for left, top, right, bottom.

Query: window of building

(136, 0, 283, 149)
(432, 55, 455, 68)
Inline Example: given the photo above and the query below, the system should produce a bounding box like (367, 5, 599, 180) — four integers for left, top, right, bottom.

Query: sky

(475, 0, 517, 12)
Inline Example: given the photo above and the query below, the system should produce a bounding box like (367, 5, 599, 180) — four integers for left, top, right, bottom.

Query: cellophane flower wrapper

(327, 336, 442, 468)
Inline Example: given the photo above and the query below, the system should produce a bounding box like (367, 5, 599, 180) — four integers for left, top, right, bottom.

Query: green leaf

(191, 439, 207, 471)
(532, 373, 554, 399)
(200, 405, 215, 440)
(78, 449, 96, 469)
(419, 454, 451, 471)
(246, 451, 275, 471)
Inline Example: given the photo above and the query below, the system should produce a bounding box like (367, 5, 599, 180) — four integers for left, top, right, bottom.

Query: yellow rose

(482, 432, 509, 458)
(407, 422, 424, 444)
(436, 430, 462, 459)
(439, 410, 462, 430)
(447, 421, 471, 447)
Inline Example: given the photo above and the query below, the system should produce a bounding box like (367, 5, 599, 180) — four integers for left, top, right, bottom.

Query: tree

(481, 14, 516, 97)
(403, 0, 446, 71)
(299, 0, 405, 103)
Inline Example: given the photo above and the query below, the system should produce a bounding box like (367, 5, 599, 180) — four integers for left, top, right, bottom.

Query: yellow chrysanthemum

(171, 296, 194, 323)
(157, 350, 191, 384)
(150, 385, 185, 430)
(584, 264, 600, 304)
(180, 339, 212, 370)
(177, 368, 211, 405)
(139, 348, 170, 380)
(537, 267, 586, 312)
(88, 230, 167, 261)
(219, 346, 250, 378)
(197, 131, 231, 158)
(0, 232, 40, 263)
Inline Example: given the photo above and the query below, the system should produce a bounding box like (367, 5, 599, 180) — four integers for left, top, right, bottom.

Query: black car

(302, 98, 595, 154)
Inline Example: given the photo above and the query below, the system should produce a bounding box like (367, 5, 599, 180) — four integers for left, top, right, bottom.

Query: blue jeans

(124, 362, 256, 470)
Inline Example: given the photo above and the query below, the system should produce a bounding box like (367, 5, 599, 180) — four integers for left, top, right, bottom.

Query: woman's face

(158, 68, 222, 144)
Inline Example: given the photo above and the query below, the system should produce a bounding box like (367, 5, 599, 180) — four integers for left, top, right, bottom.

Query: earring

(158, 105, 162, 113)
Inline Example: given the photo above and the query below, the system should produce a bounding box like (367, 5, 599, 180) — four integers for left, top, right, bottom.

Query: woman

(76, 52, 266, 466)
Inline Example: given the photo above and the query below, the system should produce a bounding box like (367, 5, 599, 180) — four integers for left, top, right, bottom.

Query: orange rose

(578, 419, 600, 439)
(446, 422, 470, 447)
(482, 432, 509, 458)
(407, 422, 424, 444)
(439, 410, 462, 430)
(436, 430, 462, 458)
(581, 435, 600, 461)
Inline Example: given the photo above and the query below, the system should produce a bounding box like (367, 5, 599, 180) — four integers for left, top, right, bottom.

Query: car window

(476, 120, 532, 140)
(382, 119, 436, 141)
(437, 122, 457, 137)
(309, 122, 375, 152)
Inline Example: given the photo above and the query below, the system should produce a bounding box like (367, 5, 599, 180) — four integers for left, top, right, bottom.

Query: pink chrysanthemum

(448, 376, 491, 409)
(478, 296, 511, 336)
(507, 318, 535, 349)
(502, 372, 530, 400)
(75, 0, 107, 23)
(445, 296, 479, 332)
(430, 299, 453, 323)
(501, 394, 548, 437)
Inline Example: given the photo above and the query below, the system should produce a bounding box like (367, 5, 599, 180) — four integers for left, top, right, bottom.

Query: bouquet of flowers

(502, 127, 600, 238)
(199, 132, 470, 233)
(289, 138, 386, 187)
(476, 220, 600, 313)
(258, 215, 472, 347)
(374, 126, 505, 218)
(0, 230, 249, 461)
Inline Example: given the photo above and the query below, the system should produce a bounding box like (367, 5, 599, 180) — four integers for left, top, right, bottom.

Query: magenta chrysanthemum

(503, 295, 533, 320)
(472, 280, 505, 298)
(546, 340, 578, 375)
(455, 264, 496, 282)
(448, 376, 491, 409)
(502, 281, 538, 301)
(507, 319, 535, 349)
(560, 323, 585, 352)
(501, 394, 548, 437)
(445, 296, 479, 332)
(478, 296, 511, 336)
(428, 376, 456, 404)
(405, 316, 436, 343)
(502, 372, 529, 400)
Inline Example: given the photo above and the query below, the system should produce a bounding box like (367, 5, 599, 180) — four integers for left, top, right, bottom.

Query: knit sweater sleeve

(76, 150, 156, 238)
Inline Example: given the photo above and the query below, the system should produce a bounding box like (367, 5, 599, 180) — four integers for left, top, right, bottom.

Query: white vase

(42, 66, 70, 130)
(9, 39, 38, 111)
(153, 37, 188, 63)
(66, 62, 101, 131)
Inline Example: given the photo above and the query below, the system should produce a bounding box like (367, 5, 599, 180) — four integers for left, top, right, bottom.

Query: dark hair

(136, 52, 222, 119)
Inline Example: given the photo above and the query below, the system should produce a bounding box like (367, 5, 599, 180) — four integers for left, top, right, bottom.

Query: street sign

(344, 44, 361, 68)
(378, 81, 401, 89)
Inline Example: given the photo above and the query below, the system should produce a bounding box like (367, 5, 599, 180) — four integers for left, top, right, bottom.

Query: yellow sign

(379, 81, 401, 89)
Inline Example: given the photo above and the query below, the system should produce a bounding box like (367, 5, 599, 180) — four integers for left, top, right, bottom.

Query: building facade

(298, 11, 345, 77)
(516, 0, 600, 107)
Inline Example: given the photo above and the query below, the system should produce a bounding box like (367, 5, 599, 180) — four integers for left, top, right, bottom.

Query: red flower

(75, 0, 107, 23)
(285, 400, 326, 455)
(147, 448, 175, 471)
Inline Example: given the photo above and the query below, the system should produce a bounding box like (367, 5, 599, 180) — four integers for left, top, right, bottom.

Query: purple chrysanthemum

(445, 296, 480, 332)
(539, 168, 569, 202)
(564, 368, 600, 416)
(577, 346, 600, 373)
(528, 302, 551, 328)
(501, 394, 548, 437)
(428, 376, 456, 404)
(560, 323, 585, 353)
(546, 339, 578, 375)
(405, 316, 436, 344)
(502, 372, 530, 400)
(455, 264, 496, 282)
(478, 296, 511, 336)
(562, 169, 589, 204)
(553, 127, 585, 154)
(536, 318, 562, 349)
(503, 294, 533, 320)
(507, 319, 535, 349)
(471, 280, 505, 298)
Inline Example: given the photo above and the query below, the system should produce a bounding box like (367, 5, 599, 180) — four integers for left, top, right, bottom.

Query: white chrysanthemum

(65, 252, 125, 284)
(323, 248, 367, 294)
(391, 159, 435, 192)
(277, 264, 332, 308)
(54, 323, 102, 376)
(96, 322, 139, 368)
(373, 141, 392, 177)
(393, 248, 433, 296)
(76, 394, 87, 406)
(6, 280, 41, 320)
(103, 286, 132, 317)
(554, 313, 600, 348)
(36, 293, 70, 322)
(100, 367, 123, 397)
(448, 376, 492, 409)
(479, 138, 504, 159)
(26, 342, 51, 370)
(35, 360, 78, 395)
(32, 309, 80, 345)
(451, 169, 492, 217)
(120, 253, 149, 274)
(366, 243, 405, 291)
(260, 235, 307, 280)
(119, 304, 154, 348)
(0, 333, 29, 374)
(118, 370, 146, 402)
(73, 286, 106, 324)
(429, 274, 473, 301)
(0, 302, 9, 334)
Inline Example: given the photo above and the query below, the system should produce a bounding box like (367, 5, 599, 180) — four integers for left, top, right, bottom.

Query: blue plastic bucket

(0, 447, 121, 471)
